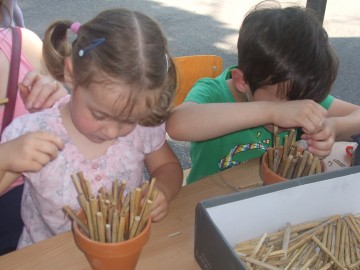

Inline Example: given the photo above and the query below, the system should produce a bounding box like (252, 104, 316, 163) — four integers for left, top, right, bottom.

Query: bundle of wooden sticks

(267, 128, 322, 179)
(63, 172, 157, 243)
(235, 214, 360, 270)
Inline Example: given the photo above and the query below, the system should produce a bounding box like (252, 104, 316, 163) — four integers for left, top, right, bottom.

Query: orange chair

(173, 55, 223, 106)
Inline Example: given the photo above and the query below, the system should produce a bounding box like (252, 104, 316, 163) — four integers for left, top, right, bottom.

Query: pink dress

(0, 28, 33, 193)
(1, 95, 166, 248)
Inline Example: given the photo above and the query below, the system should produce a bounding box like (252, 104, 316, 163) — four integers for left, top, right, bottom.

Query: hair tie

(70, 22, 81, 34)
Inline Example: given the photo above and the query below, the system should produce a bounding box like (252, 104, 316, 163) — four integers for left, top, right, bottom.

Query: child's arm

(19, 71, 68, 112)
(0, 132, 64, 194)
(167, 100, 327, 141)
(144, 142, 183, 222)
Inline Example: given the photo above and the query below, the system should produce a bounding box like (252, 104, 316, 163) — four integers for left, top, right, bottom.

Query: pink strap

(1, 27, 22, 136)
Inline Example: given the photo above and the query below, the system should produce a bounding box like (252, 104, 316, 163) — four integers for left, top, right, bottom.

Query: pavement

(18, 0, 360, 170)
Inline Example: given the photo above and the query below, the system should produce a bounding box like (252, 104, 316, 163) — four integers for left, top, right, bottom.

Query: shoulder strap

(1, 27, 22, 136)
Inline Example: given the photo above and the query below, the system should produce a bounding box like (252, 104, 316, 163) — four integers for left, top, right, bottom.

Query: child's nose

(103, 124, 120, 140)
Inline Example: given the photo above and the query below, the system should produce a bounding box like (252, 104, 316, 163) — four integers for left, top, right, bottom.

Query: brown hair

(237, 1, 338, 102)
(43, 8, 177, 126)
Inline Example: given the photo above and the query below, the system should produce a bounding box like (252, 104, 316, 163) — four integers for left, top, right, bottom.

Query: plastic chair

(173, 55, 223, 106)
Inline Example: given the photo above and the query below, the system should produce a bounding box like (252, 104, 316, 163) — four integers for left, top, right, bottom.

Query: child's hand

(19, 71, 68, 113)
(301, 118, 336, 159)
(150, 187, 169, 222)
(272, 100, 327, 134)
(0, 131, 64, 173)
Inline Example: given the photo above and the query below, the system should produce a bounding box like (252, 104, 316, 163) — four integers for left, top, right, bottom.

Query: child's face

(70, 83, 149, 143)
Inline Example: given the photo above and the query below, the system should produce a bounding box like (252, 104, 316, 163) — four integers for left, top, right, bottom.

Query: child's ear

(231, 69, 248, 93)
(64, 57, 75, 90)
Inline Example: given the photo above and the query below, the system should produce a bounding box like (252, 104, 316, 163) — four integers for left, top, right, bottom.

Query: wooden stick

(281, 155, 293, 178)
(117, 214, 126, 242)
(283, 135, 289, 157)
(273, 149, 281, 173)
(335, 218, 342, 259)
(268, 147, 274, 172)
(118, 180, 127, 206)
(77, 172, 91, 200)
(112, 180, 118, 205)
(144, 178, 156, 203)
(238, 253, 282, 270)
(251, 233, 268, 258)
(295, 150, 309, 178)
(111, 210, 119, 243)
(287, 156, 298, 179)
(134, 188, 142, 216)
(276, 156, 287, 176)
(71, 174, 84, 196)
(282, 223, 291, 258)
(308, 156, 319, 176)
(96, 212, 105, 243)
(287, 129, 296, 148)
(301, 159, 312, 177)
(318, 261, 334, 270)
(105, 224, 111, 243)
(273, 125, 278, 149)
(89, 196, 99, 241)
(84, 200, 95, 240)
(129, 191, 135, 230)
(0, 97, 9, 105)
(311, 235, 347, 270)
(129, 216, 141, 239)
(315, 159, 322, 174)
(63, 205, 89, 236)
(299, 251, 319, 270)
(136, 200, 153, 236)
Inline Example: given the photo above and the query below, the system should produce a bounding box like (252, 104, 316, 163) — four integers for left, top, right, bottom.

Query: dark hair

(42, 8, 177, 126)
(237, 1, 338, 102)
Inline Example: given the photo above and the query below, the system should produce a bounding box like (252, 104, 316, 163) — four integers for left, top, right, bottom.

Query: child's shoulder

(3, 103, 64, 140)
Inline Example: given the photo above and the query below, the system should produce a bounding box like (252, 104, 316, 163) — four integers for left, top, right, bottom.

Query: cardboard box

(194, 166, 360, 269)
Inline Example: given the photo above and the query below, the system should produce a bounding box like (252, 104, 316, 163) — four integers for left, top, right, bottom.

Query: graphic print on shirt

(218, 132, 271, 170)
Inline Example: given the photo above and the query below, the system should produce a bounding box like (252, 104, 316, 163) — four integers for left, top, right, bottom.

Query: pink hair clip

(70, 21, 81, 34)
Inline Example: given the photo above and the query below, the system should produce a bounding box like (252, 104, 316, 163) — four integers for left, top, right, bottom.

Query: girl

(0, 8, 183, 249)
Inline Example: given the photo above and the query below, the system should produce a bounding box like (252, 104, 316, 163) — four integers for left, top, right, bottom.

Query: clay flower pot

(260, 147, 325, 185)
(73, 210, 151, 270)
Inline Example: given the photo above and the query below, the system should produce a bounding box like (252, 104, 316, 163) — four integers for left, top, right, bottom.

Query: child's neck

(227, 79, 249, 103)
(60, 103, 115, 160)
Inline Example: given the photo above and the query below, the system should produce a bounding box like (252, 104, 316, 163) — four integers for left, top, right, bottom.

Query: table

(0, 158, 262, 270)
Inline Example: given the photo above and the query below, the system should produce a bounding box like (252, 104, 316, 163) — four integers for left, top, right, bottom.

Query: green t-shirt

(184, 66, 334, 184)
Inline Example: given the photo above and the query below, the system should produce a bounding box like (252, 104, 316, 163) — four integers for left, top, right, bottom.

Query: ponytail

(42, 20, 73, 82)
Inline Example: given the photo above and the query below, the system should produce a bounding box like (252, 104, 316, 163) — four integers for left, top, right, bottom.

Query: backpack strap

(1, 27, 22, 136)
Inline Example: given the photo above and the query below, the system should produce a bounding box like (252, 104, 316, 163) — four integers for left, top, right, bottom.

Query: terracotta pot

(73, 211, 151, 270)
(260, 147, 325, 185)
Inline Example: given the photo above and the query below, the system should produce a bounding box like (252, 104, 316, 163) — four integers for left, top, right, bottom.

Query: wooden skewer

(96, 212, 105, 243)
(281, 155, 293, 178)
(117, 214, 126, 242)
(63, 205, 89, 236)
(251, 233, 268, 258)
(311, 235, 347, 270)
(268, 147, 274, 171)
(239, 254, 283, 270)
(105, 224, 111, 243)
(129, 216, 141, 239)
(0, 97, 9, 105)
(282, 223, 291, 258)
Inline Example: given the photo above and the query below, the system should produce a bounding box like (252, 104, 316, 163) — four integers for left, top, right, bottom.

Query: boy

(166, 2, 360, 184)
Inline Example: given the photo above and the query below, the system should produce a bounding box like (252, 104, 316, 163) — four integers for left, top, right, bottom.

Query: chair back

(173, 55, 223, 106)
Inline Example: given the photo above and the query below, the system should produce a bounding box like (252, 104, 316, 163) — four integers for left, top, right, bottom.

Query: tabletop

(0, 141, 354, 270)
(0, 158, 262, 270)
